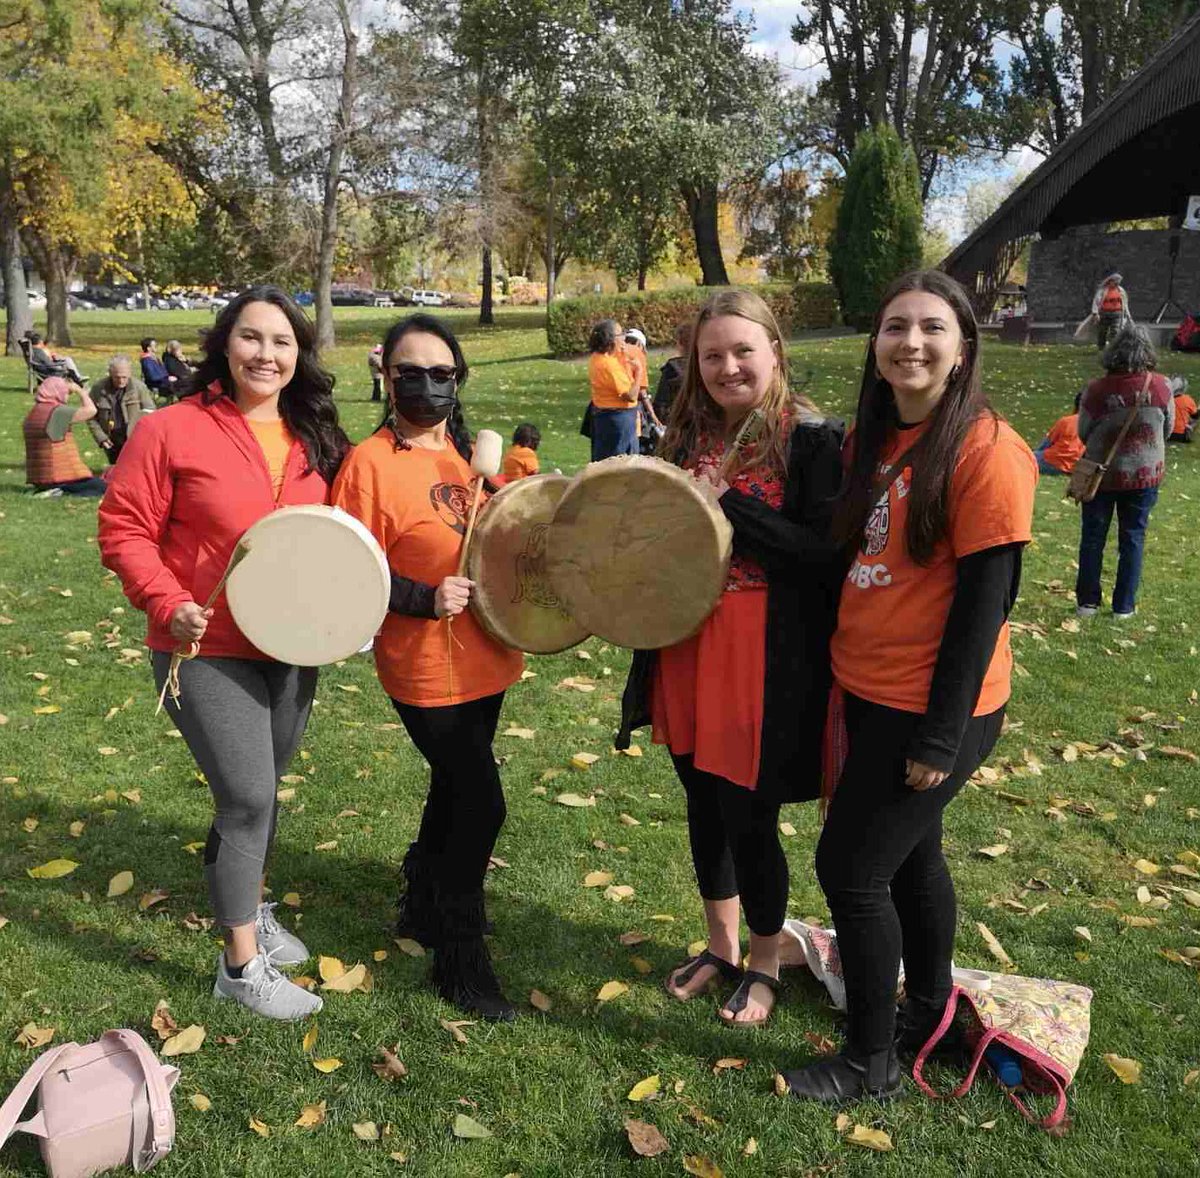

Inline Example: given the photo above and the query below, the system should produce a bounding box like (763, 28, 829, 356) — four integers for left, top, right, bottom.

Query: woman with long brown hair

(783, 270, 1036, 1102)
(619, 289, 843, 1026)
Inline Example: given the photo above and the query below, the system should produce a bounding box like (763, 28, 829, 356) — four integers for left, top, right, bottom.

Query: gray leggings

(152, 652, 317, 927)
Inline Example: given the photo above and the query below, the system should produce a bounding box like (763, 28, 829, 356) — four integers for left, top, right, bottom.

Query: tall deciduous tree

(790, 0, 1019, 196)
(829, 124, 923, 329)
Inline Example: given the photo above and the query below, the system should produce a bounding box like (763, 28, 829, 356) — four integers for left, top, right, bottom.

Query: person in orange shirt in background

(501, 423, 540, 479)
(784, 270, 1036, 1105)
(1034, 393, 1085, 474)
(333, 313, 524, 1023)
(587, 318, 639, 459)
(1168, 377, 1196, 442)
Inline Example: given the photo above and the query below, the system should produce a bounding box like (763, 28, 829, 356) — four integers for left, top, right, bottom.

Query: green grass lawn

(1, 308, 1200, 1177)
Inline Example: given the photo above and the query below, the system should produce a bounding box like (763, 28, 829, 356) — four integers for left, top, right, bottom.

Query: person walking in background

(23, 376, 108, 497)
(1092, 273, 1129, 350)
(502, 423, 540, 480)
(1076, 325, 1173, 620)
(587, 319, 638, 460)
(1033, 394, 1085, 475)
(1168, 377, 1196, 442)
(89, 355, 157, 464)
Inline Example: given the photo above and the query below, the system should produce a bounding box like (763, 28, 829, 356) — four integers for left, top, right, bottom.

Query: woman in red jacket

(99, 287, 348, 1021)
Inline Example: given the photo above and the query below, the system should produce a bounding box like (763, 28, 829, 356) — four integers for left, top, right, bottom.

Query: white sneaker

(1076, 606, 1098, 618)
(255, 902, 310, 965)
(32, 487, 64, 499)
(1113, 610, 1136, 620)
(212, 951, 322, 1020)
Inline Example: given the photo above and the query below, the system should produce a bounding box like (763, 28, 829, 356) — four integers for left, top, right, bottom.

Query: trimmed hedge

(545, 282, 840, 356)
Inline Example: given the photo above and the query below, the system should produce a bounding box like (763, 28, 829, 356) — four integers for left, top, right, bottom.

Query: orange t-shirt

(1042, 413, 1084, 473)
(246, 417, 293, 501)
(589, 353, 636, 409)
(623, 343, 648, 392)
(831, 416, 1037, 716)
(1172, 394, 1197, 435)
(502, 444, 539, 480)
(332, 431, 524, 706)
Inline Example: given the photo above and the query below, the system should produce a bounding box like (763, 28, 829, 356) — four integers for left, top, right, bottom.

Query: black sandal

(719, 969, 779, 1026)
(665, 948, 742, 1000)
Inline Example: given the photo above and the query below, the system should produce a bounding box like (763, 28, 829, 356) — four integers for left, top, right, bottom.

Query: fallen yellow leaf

(682, 1155, 724, 1177)
(161, 1025, 206, 1057)
(189, 1093, 212, 1113)
(779, 822, 797, 837)
(529, 989, 552, 1012)
(322, 963, 368, 993)
(451, 1113, 492, 1139)
(555, 792, 596, 807)
(596, 980, 629, 1002)
(846, 1124, 894, 1151)
(27, 858, 78, 879)
(248, 1117, 271, 1138)
(107, 870, 134, 897)
(584, 870, 614, 888)
(394, 938, 425, 957)
(302, 1024, 318, 1052)
(312, 1058, 342, 1073)
(352, 1121, 379, 1140)
(294, 1101, 326, 1128)
(570, 753, 600, 770)
(318, 955, 346, 982)
(138, 889, 169, 911)
(282, 892, 301, 907)
(627, 1074, 660, 1102)
(1134, 859, 1161, 875)
(1103, 1054, 1142, 1084)
(976, 922, 1014, 967)
(15, 1023, 54, 1049)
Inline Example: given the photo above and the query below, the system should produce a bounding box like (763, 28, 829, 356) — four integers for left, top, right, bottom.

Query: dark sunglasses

(391, 363, 457, 384)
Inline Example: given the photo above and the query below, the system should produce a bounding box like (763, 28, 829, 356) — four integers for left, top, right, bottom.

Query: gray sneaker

(255, 902, 310, 965)
(212, 951, 323, 1020)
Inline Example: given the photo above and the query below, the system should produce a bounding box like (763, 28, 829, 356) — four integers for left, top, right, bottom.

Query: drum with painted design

(467, 474, 589, 653)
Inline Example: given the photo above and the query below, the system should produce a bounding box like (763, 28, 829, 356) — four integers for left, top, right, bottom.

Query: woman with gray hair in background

(1076, 324, 1174, 620)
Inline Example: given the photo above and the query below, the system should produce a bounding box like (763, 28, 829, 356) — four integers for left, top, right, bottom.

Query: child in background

(1034, 394, 1085, 474)
(502, 423, 541, 480)
(1168, 377, 1196, 442)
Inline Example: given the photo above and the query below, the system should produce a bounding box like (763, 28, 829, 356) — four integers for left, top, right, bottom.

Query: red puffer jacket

(98, 391, 330, 659)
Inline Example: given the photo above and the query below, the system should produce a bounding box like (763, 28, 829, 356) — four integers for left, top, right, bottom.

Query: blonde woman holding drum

(98, 287, 349, 1020)
(618, 290, 843, 1026)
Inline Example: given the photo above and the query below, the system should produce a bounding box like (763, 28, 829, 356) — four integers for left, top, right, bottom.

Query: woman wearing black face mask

(332, 314, 524, 1021)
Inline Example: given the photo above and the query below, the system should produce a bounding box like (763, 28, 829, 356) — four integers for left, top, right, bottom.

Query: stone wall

(1027, 227, 1200, 321)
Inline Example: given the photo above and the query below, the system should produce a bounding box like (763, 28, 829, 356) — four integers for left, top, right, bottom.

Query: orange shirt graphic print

(430, 481, 470, 535)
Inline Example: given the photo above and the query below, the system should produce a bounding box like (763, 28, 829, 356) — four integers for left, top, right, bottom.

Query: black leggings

(815, 695, 1004, 1055)
(392, 692, 506, 894)
(673, 753, 788, 937)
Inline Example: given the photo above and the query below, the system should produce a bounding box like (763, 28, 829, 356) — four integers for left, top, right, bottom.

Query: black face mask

(391, 370, 457, 427)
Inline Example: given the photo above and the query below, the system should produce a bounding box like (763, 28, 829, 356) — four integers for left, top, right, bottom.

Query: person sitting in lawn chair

(1168, 377, 1196, 443)
(24, 331, 87, 387)
(1033, 394, 1085, 475)
(139, 338, 172, 398)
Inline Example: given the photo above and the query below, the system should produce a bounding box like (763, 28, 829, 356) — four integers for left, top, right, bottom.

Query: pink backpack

(0, 1030, 178, 1177)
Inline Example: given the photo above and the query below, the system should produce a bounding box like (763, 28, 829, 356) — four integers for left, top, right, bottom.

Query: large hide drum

(467, 474, 590, 653)
(546, 455, 732, 649)
(225, 505, 390, 666)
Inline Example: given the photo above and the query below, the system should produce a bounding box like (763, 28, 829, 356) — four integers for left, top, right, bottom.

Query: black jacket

(617, 418, 846, 803)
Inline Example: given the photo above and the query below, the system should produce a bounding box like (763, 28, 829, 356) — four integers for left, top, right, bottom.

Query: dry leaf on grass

(161, 1025, 205, 1056)
(978, 845, 1009, 859)
(627, 1074, 660, 1101)
(835, 1113, 852, 1132)
(282, 892, 301, 907)
(452, 1113, 492, 1139)
(605, 884, 635, 902)
(1133, 859, 1160, 875)
(779, 822, 797, 837)
(440, 1019, 475, 1044)
(502, 727, 536, 739)
(555, 792, 596, 808)
(151, 1000, 178, 1040)
(322, 964, 369, 993)
(804, 1031, 838, 1056)
(372, 1045, 408, 1081)
(302, 1024, 319, 1052)
(596, 980, 629, 1002)
(1074, 927, 1092, 943)
(618, 931, 649, 946)
(1103, 1054, 1142, 1084)
(846, 1124, 894, 1151)
(139, 889, 169, 912)
(583, 870, 614, 888)
(394, 938, 425, 957)
(976, 922, 1014, 967)
(618, 813, 641, 826)
(682, 1155, 724, 1177)
(27, 859, 78, 879)
(570, 753, 600, 770)
(108, 871, 134, 897)
(295, 1101, 326, 1128)
(624, 1119, 668, 1158)
(529, 989, 552, 1012)
(773, 1073, 788, 1096)
(312, 1058, 342, 1073)
(713, 1058, 747, 1074)
(248, 1117, 271, 1138)
(15, 1023, 54, 1049)
(742, 1137, 758, 1156)
(352, 1121, 379, 1140)
(189, 1093, 212, 1112)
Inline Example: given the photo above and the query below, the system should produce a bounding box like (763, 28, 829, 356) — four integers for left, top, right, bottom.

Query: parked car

(330, 287, 377, 307)
(410, 289, 446, 307)
(393, 287, 416, 306)
(66, 293, 97, 311)
(293, 290, 314, 306)
(80, 284, 129, 309)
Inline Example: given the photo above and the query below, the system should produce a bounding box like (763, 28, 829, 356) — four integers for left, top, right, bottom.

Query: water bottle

(984, 1043, 1023, 1088)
